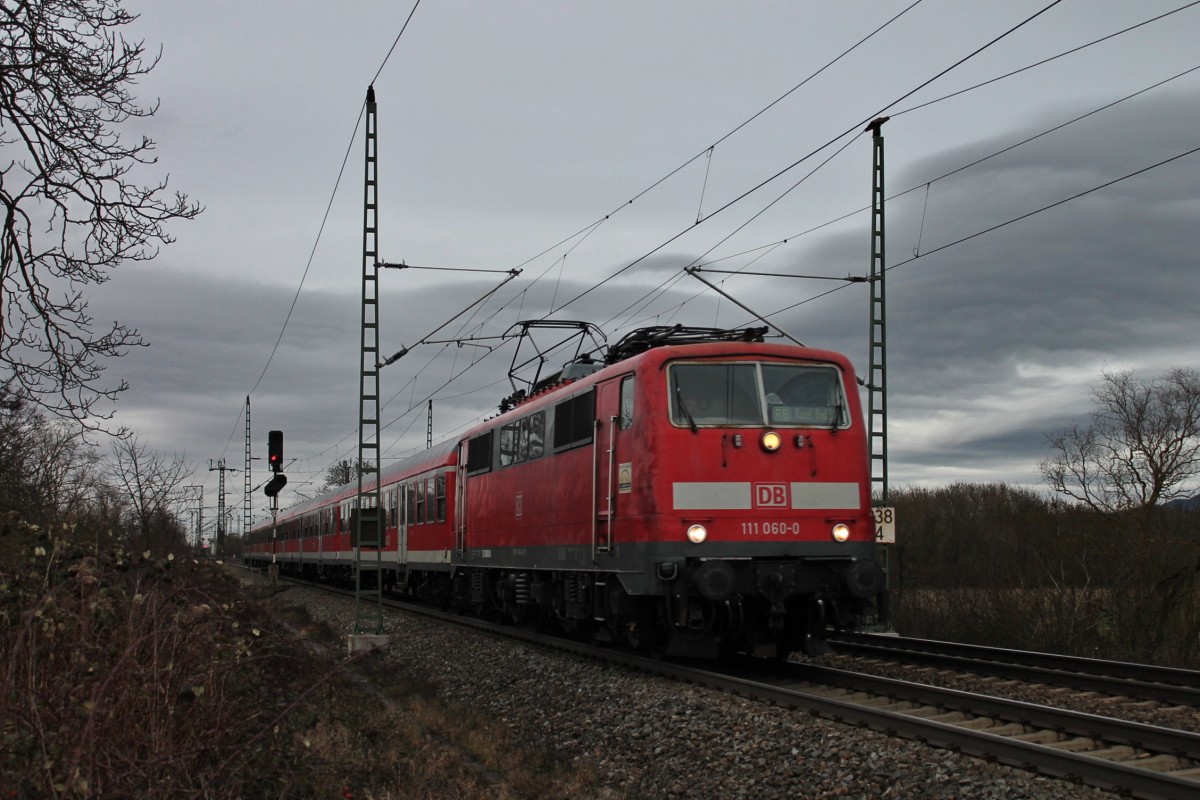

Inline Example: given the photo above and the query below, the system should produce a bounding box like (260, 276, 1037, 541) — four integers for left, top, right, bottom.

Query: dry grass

(0, 518, 616, 799)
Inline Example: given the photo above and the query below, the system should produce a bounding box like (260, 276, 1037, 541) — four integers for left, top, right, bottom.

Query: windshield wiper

(675, 385, 698, 434)
(829, 397, 843, 435)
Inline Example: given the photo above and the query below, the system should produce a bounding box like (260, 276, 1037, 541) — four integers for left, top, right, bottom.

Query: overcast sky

(86, 0, 1200, 529)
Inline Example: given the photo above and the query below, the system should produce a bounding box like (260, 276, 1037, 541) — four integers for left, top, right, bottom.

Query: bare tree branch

(0, 0, 201, 423)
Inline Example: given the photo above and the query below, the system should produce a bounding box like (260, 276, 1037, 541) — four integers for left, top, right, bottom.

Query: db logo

(753, 483, 789, 508)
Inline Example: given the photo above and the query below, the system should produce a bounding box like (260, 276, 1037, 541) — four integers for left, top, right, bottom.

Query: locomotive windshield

(669, 362, 848, 428)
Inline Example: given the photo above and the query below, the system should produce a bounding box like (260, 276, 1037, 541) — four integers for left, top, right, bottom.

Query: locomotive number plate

(740, 521, 801, 536)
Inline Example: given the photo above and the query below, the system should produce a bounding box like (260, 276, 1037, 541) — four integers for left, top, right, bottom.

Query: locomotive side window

(668, 362, 849, 428)
(466, 431, 493, 475)
(499, 422, 518, 467)
(553, 390, 595, 451)
(495, 411, 546, 468)
(528, 411, 545, 457)
(517, 417, 530, 461)
(619, 375, 635, 430)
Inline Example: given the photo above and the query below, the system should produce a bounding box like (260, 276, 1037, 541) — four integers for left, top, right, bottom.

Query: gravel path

(275, 585, 1131, 800)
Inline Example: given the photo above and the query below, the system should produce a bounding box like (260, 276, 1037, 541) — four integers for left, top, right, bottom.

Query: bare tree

(0, 0, 201, 422)
(321, 458, 365, 492)
(0, 380, 101, 524)
(110, 436, 190, 556)
(1041, 368, 1200, 514)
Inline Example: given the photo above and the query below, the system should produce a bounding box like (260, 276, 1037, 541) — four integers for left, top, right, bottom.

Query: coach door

(593, 373, 635, 557)
(396, 485, 408, 567)
(456, 439, 469, 555)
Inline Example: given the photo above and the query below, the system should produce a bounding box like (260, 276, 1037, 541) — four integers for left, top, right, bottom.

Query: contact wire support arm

(378, 268, 521, 367)
(684, 267, 805, 347)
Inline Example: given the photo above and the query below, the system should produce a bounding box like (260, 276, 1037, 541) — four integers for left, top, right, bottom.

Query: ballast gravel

(275, 585, 1129, 800)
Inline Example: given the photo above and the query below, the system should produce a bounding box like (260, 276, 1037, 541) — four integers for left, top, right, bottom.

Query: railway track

(260, 573, 1200, 800)
(828, 632, 1200, 707)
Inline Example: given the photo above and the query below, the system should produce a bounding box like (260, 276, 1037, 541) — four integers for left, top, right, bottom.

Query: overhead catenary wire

(891, 0, 1200, 118)
(568, 0, 1068, 336)
(218, 0, 424, 463)
(599, 2, 1200, 335)
(547, 0, 1068, 320)
(419, 0, 929, 344)
(749, 143, 1200, 324)
(684, 60, 1200, 280)
(287, 4, 939, 474)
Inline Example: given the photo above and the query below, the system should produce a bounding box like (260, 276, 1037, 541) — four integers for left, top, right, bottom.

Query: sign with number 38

(873, 507, 896, 544)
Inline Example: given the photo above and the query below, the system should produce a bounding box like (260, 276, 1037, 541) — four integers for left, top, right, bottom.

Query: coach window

(414, 481, 424, 525)
(425, 477, 436, 524)
(436, 474, 447, 522)
(619, 375, 635, 430)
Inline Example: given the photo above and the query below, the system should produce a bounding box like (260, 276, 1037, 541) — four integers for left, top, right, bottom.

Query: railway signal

(265, 430, 286, 497)
(268, 430, 283, 473)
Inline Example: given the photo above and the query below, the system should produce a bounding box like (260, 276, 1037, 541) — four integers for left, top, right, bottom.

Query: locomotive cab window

(669, 362, 849, 428)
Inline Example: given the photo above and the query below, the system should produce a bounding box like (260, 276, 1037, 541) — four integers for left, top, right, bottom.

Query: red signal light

(267, 430, 283, 473)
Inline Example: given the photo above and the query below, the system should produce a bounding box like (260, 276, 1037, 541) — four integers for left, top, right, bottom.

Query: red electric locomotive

(246, 324, 885, 658)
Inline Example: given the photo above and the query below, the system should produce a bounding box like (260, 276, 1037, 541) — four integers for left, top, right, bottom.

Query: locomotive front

(609, 337, 885, 658)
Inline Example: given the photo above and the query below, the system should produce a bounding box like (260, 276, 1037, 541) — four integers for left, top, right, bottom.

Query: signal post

(264, 430, 287, 590)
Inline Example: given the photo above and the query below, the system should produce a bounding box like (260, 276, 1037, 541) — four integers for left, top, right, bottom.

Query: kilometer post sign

(873, 507, 896, 544)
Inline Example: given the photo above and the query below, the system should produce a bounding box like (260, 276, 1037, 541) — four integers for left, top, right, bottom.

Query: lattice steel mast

(354, 86, 384, 634)
(208, 459, 235, 557)
(244, 396, 251, 538)
(866, 117, 889, 504)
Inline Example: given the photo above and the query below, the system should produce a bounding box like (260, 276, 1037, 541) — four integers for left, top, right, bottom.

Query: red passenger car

(247, 326, 884, 658)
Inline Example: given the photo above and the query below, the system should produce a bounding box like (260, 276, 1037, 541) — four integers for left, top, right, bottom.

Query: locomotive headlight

(831, 523, 851, 542)
(686, 524, 708, 544)
(761, 431, 782, 452)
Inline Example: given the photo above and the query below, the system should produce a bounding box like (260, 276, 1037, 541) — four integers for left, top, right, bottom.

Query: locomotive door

(593, 373, 635, 557)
